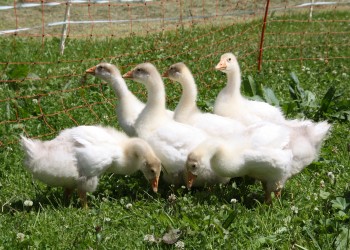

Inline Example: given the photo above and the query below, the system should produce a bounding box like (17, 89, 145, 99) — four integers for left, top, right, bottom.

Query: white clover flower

(175, 240, 185, 249)
(221, 205, 227, 210)
(24, 200, 33, 207)
(342, 73, 348, 78)
(104, 217, 111, 222)
(125, 203, 132, 209)
(168, 194, 177, 202)
(332, 70, 337, 75)
(230, 198, 237, 204)
(314, 207, 319, 211)
(327, 172, 335, 180)
(320, 180, 325, 188)
(32, 99, 38, 104)
(181, 185, 186, 189)
(16, 233, 25, 242)
(291, 205, 298, 214)
(144, 234, 156, 243)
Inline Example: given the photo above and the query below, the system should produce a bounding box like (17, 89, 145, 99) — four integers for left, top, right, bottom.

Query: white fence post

(60, 0, 71, 55)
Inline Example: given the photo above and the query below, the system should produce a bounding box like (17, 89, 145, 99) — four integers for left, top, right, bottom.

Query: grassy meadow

(0, 10, 350, 249)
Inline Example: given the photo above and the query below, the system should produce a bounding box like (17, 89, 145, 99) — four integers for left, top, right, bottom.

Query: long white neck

(224, 65, 242, 100)
(109, 74, 134, 100)
(174, 73, 201, 122)
(137, 73, 167, 128)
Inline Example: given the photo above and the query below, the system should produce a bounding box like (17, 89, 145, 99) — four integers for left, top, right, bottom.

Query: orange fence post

(258, 0, 270, 72)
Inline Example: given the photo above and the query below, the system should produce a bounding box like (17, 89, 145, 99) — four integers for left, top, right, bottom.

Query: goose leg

(262, 181, 272, 204)
(274, 181, 283, 199)
(274, 190, 282, 199)
(78, 189, 88, 209)
(63, 188, 73, 205)
(77, 176, 89, 209)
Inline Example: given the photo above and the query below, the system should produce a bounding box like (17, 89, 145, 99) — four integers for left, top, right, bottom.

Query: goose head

(185, 139, 226, 188)
(123, 62, 160, 86)
(215, 53, 239, 73)
(130, 138, 162, 192)
(141, 158, 162, 193)
(162, 62, 188, 82)
(86, 62, 121, 82)
(185, 152, 203, 189)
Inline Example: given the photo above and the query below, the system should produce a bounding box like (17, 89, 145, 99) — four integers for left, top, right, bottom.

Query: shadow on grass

(1, 181, 84, 214)
(1, 174, 287, 214)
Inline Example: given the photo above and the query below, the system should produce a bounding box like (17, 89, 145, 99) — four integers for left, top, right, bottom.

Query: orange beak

(215, 60, 227, 71)
(122, 70, 133, 79)
(187, 171, 197, 189)
(151, 176, 159, 192)
(162, 70, 169, 78)
(85, 66, 96, 75)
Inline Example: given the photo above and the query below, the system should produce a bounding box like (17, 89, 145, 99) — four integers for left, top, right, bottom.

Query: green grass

(1, 10, 350, 249)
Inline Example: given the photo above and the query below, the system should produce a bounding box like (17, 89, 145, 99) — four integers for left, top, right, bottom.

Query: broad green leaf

(262, 86, 280, 106)
(289, 72, 305, 100)
(319, 190, 330, 200)
(303, 90, 317, 107)
(246, 75, 256, 96)
(250, 95, 265, 102)
(331, 197, 349, 211)
(316, 86, 336, 119)
(335, 227, 350, 250)
(290, 72, 300, 86)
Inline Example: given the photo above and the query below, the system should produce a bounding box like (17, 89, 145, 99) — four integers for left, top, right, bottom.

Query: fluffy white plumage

(123, 62, 230, 187)
(163, 62, 246, 138)
(187, 120, 331, 203)
(21, 125, 161, 207)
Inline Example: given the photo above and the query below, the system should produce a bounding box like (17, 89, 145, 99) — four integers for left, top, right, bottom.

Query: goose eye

(150, 169, 155, 174)
(227, 58, 232, 62)
(191, 164, 197, 170)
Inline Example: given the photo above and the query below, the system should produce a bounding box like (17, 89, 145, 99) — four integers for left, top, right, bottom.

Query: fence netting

(0, 0, 349, 147)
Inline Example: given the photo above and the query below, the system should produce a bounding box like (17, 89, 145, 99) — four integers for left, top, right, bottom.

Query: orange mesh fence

(0, 0, 349, 147)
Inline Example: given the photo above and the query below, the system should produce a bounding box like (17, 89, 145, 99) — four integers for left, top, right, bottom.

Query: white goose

(186, 120, 331, 203)
(123, 63, 230, 187)
(21, 125, 161, 208)
(163, 62, 246, 138)
(85, 63, 173, 137)
(214, 52, 286, 125)
(214, 52, 332, 169)
(186, 137, 292, 203)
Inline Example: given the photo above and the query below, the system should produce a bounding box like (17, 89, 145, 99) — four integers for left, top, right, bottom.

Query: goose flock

(20, 53, 331, 207)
